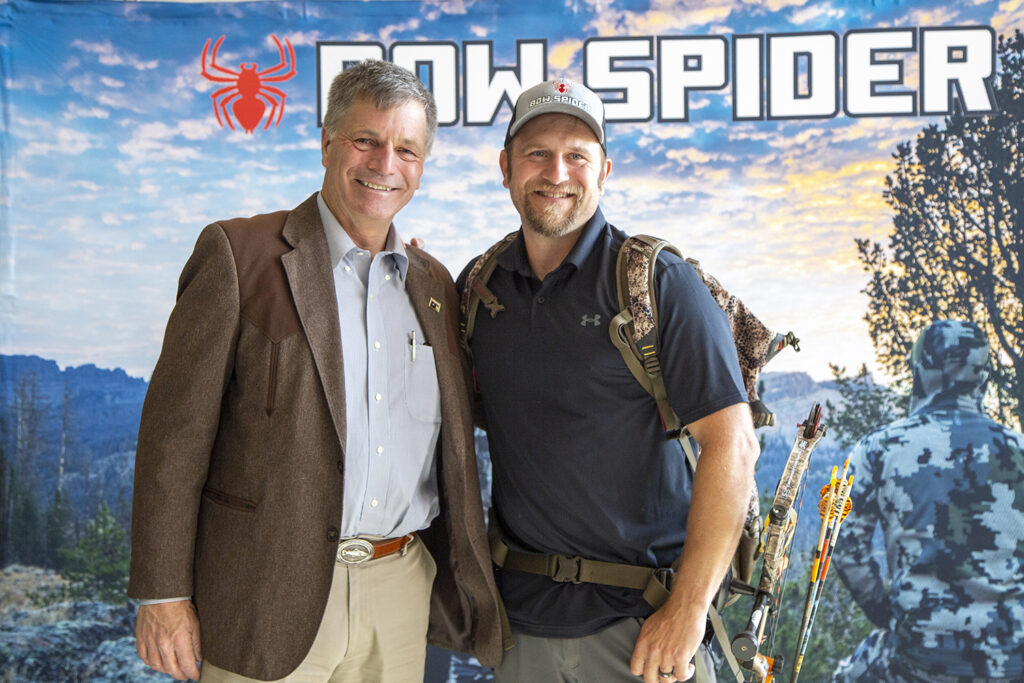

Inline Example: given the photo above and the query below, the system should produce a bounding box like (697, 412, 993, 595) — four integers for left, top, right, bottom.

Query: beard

(519, 182, 589, 238)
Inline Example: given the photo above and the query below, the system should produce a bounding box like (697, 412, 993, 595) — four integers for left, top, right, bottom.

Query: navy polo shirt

(457, 208, 747, 638)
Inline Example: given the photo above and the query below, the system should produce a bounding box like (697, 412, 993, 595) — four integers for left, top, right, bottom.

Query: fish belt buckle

(336, 538, 376, 565)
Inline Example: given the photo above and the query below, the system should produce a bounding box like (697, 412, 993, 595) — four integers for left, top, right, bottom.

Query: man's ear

(600, 157, 612, 189)
(321, 128, 332, 167)
(499, 148, 511, 189)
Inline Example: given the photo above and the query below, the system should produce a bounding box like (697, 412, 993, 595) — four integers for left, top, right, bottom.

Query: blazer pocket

(265, 340, 280, 417)
(202, 486, 257, 513)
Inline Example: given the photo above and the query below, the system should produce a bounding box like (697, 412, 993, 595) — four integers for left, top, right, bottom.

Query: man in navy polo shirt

(458, 79, 759, 683)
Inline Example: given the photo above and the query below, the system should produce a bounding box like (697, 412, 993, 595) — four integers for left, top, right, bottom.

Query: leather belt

(336, 533, 415, 565)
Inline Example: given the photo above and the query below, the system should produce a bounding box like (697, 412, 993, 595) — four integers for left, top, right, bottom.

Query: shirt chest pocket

(404, 344, 441, 423)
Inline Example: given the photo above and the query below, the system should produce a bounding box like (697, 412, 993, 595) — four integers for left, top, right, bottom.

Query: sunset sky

(2, 0, 1021, 381)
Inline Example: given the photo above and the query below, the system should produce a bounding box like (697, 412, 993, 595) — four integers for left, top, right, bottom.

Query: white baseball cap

(505, 79, 606, 151)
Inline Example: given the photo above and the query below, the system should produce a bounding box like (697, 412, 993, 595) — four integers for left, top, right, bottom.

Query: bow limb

(731, 404, 827, 673)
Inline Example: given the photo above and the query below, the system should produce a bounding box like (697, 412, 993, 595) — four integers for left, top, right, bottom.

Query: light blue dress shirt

(317, 194, 442, 539)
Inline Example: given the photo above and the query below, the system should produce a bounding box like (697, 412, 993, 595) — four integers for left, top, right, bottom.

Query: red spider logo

(556, 81, 570, 94)
(200, 35, 296, 133)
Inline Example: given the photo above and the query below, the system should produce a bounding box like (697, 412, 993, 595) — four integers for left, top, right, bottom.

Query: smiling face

(501, 113, 611, 239)
(320, 97, 428, 241)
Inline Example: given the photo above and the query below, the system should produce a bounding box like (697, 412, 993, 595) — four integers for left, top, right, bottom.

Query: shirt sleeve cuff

(137, 597, 191, 605)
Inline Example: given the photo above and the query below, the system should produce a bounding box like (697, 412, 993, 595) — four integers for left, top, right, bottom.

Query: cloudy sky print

(2, 0, 1022, 382)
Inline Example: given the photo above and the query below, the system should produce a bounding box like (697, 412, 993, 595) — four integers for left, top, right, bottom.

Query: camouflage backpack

(608, 235, 798, 578)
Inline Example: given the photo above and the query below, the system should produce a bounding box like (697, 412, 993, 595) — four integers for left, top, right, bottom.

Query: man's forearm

(672, 403, 759, 610)
(629, 402, 758, 683)
(834, 515, 891, 628)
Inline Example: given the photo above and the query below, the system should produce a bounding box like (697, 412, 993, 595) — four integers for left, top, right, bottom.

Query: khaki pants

(200, 536, 436, 683)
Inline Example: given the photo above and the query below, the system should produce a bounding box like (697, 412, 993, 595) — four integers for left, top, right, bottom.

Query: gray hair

(322, 60, 438, 154)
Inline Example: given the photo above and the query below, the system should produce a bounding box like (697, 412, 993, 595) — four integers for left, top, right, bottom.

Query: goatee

(522, 183, 585, 238)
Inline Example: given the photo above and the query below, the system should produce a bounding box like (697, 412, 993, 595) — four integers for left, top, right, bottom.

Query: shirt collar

(497, 207, 608, 278)
(317, 192, 409, 281)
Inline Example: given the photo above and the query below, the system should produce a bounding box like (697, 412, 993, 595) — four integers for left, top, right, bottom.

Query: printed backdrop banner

(3, 0, 1020, 384)
(1, 0, 1022, 680)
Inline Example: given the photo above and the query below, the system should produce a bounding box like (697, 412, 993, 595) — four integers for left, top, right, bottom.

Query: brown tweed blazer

(128, 194, 505, 679)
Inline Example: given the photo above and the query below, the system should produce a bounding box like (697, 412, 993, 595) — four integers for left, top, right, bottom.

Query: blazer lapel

(280, 194, 347, 449)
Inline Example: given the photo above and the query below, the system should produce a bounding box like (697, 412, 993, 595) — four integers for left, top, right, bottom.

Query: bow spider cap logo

(200, 34, 297, 134)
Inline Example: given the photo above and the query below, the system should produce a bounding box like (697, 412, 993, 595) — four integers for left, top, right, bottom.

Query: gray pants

(496, 617, 716, 683)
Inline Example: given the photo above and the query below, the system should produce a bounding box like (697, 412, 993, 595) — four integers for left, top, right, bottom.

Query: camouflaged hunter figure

(833, 319, 1024, 682)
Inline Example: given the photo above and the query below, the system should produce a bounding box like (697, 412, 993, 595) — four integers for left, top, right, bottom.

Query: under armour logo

(580, 314, 601, 327)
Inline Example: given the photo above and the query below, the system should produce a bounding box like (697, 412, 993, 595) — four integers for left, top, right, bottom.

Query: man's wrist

(666, 565, 720, 613)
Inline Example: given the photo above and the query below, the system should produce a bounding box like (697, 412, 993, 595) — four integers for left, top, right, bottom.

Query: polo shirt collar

(497, 207, 608, 278)
(317, 192, 410, 282)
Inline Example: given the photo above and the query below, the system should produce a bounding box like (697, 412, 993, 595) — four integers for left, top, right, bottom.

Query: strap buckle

(336, 538, 375, 565)
(654, 567, 675, 590)
(550, 555, 583, 584)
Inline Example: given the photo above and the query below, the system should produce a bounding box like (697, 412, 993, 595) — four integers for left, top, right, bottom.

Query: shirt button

(344, 265, 351, 272)
(368, 294, 374, 301)
(375, 393, 382, 401)
(537, 296, 546, 304)
(326, 527, 339, 542)
(376, 445, 384, 454)
(373, 341, 381, 349)
(370, 499, 379, 508)
(385, 274, 391, 281)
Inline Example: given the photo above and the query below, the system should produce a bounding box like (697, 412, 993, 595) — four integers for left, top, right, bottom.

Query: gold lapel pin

(428, 297, 442, 313)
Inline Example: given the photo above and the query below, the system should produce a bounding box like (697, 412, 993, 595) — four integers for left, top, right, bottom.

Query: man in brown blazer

(128, 60, 504, 682)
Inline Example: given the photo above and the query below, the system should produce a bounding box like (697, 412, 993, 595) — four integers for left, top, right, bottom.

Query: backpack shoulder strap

(460, 231, 518, 353)
(609, 234, 685, 436)
(610, 237, 746, 683)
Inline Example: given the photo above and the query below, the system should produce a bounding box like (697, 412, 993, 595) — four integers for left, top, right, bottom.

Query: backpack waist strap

(490, 535, 746, 683)
(489, 535, 674, 609)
